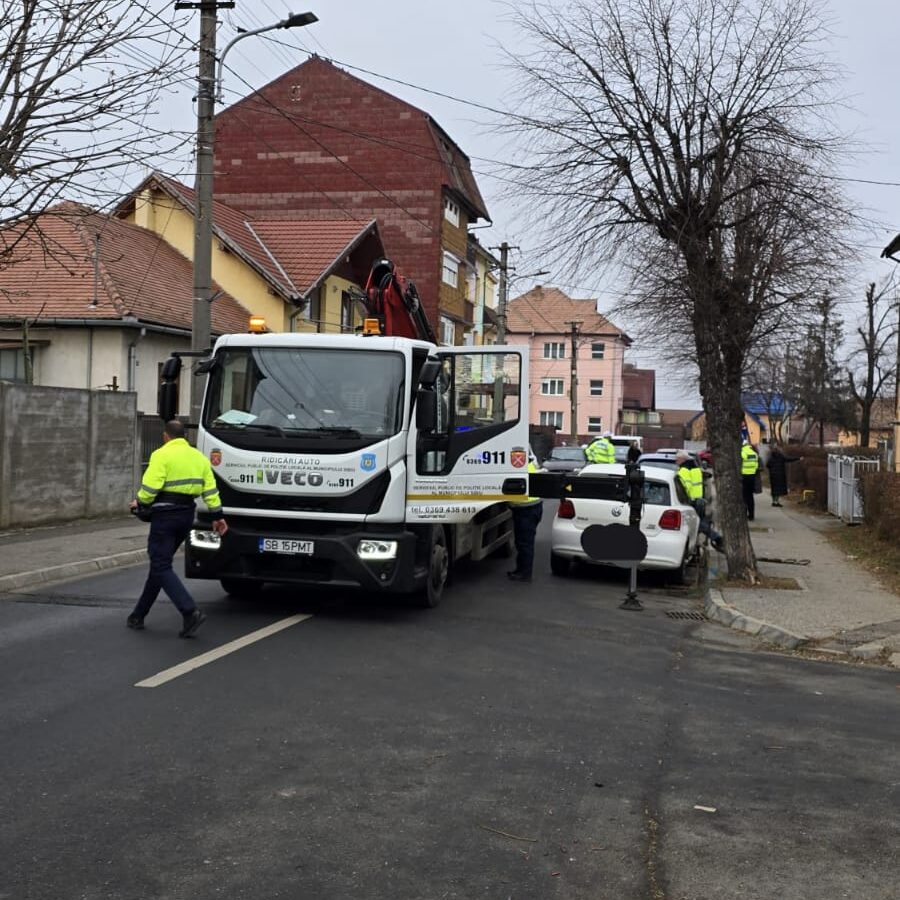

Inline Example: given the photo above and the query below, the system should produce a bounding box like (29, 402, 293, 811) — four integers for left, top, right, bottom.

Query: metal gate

(827, 455, 879, 524)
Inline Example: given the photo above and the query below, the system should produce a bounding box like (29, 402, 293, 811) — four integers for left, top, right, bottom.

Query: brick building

(213, 56, 490, 341)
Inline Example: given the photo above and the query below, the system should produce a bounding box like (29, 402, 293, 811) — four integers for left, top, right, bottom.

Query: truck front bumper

(185, 518, 422, 593)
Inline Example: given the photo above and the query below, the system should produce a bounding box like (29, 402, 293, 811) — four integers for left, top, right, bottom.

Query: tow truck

(158, 259, 531, 606)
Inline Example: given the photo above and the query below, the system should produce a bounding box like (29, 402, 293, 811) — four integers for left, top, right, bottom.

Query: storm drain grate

(665, 610, 707, 621)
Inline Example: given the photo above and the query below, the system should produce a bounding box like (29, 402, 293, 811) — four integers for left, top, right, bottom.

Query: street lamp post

(187, 9, 318, 424)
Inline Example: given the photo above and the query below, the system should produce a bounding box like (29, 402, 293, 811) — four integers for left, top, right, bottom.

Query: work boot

(179, 609, 207, 638)
(126, 614, 145, 630)
(507, 571, 532, 582)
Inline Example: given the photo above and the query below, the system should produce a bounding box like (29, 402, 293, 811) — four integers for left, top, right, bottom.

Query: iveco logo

(611, 506, 623, 518)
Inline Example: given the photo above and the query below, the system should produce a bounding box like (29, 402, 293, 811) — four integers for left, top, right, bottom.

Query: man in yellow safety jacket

(585, 431, 615, 464)
(507, 459, 542, 582)
(741, 439, 760, 521)
(127, 420, 228, 637)
(676, 450, 723, 552)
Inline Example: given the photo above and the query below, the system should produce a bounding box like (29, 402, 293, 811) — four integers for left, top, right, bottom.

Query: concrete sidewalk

(706, 497, 900, 667)
(0, 516, 147, 593)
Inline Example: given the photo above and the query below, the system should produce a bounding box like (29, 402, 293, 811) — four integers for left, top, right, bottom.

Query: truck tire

(550, 552, 571, 577)
(416, 526, 448, 608)
(220, 577, 258, 600)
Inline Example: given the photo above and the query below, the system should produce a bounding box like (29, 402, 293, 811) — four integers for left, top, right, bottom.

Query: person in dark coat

(766, 445, 801, 507)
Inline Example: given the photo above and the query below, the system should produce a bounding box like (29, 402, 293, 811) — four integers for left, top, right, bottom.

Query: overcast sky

(159, 0, 900, 407)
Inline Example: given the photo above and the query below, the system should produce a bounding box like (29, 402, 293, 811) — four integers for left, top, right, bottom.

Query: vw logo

(611, 506, 623, 518)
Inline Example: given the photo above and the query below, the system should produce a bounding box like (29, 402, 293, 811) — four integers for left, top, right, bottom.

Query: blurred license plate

(258, 538, 314, 555)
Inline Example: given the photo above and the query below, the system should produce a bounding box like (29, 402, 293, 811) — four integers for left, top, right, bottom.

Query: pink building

(507, 287, 632, 442)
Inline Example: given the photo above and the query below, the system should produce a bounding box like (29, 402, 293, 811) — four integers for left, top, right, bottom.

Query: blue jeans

(132, 507, 196, 618)
(511, 502, 543, 577)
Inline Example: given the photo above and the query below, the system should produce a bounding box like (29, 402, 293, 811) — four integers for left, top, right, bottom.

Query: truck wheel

(220, 577, 258, 600)
(550, 552, 571, 577)
(417, 526, 448, 608)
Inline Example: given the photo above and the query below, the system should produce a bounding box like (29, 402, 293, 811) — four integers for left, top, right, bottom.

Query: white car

(550, 463, 701, 580)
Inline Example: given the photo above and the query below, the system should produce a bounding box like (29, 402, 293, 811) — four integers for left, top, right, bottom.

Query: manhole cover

(665, 610, 707, 621)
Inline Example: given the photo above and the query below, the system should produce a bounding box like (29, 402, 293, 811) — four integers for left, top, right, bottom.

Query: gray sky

(161, 0, 900, 407)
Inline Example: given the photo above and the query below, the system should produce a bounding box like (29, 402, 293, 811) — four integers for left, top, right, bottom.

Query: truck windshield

(204, 347, 405, 449)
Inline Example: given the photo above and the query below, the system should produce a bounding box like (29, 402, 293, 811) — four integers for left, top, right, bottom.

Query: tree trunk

(692, 284, 758, 583)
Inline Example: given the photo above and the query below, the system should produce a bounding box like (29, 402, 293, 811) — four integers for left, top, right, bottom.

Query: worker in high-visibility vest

(676, 451, 723, 552)
(127, 419, 228, 637)
(585, 431, 615, 464)
(507, 459, 542, 582)
(741, 439, 760, 521)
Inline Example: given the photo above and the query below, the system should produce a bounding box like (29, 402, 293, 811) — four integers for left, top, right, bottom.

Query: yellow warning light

(363, 318, 382, 336)
(248, 316, 267, 333)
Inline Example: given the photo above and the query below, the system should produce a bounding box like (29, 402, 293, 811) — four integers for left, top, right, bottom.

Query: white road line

(135, 614, 312, 688)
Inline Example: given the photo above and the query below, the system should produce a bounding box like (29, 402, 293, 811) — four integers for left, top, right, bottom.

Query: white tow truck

(158, 263, 531, 606)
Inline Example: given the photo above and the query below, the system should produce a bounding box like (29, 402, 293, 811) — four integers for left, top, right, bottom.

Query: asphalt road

(1, 510, 898, 900)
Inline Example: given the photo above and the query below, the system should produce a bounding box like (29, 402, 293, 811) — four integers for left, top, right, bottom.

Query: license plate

(258, 538, 314, 555)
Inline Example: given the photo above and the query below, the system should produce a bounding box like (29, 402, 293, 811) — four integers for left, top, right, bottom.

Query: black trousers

(511, 502, 543, 577)
(132, 506, 196, 618)
(742, 475, 756, 521)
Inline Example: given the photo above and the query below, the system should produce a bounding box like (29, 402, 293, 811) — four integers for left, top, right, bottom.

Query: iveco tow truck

(158, 259, 531, 606)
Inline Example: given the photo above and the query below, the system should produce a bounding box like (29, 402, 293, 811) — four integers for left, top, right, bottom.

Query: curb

(0, 550, 146, 594)
(704, 588, 808, 650)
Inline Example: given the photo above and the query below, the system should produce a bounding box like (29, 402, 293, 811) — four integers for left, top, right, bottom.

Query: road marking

(134, 614, 312, 688)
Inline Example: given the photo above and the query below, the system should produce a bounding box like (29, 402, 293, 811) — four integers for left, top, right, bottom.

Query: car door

(406, 345, 530, 523)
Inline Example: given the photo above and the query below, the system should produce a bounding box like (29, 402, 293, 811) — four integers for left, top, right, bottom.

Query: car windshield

(204, 347, 405, 448)
(550, 447, 585, 461)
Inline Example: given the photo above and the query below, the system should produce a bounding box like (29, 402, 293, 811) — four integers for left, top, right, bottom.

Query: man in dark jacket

(767, 445, 801, 507)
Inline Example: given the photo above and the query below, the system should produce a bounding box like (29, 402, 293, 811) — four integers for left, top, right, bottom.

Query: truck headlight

(357, 539, 398, 560)
(190, 529, 222, 550)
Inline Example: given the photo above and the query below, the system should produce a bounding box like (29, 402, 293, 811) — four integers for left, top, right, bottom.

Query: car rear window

(643, 480, 671, 505)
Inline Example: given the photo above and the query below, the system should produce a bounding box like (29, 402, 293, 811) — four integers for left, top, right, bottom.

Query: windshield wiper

(302, 426, 362, 438)
(241, 422, 287, 437)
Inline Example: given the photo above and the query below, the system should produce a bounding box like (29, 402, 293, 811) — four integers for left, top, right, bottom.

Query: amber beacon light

(248, 316, 267, 333)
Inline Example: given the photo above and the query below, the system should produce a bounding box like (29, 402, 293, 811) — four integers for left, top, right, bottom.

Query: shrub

(860, 472, 900, 541)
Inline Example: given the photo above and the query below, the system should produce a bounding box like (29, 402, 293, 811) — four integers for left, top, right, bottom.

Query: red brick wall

(214, 58, 451, 324)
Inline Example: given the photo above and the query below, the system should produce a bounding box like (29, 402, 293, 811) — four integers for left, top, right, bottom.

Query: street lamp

(216, 12, 319, 102)
(187, 9, 318, 424)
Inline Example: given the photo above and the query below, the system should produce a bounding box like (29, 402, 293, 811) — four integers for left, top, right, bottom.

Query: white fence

(827, 455, 880, 524)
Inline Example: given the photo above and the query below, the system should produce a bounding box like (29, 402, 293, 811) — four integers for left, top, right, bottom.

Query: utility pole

(493, 241, 518, 345)
(567, 320, 582, 444)
(178, 1, 234, 425)
(895, 297, 900, 471)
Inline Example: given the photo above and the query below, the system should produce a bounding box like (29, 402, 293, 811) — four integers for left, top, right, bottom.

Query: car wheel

(220, 577, 258, 600)
(550, 552, 571, 577)
(415, 526, 448, 608)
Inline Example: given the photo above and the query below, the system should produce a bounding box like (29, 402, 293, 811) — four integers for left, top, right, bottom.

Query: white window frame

(541, 378, 564, 396)
(588, 417, 603, 433)
(443, 197, 460, 227)
(591, 342, 606, 359)
(543, 342, 565, 359)
(442, 251, 460, 287)
(590, 379, 604, 396)
(540, 410, 563, 428)
(439, 315, 456, 345)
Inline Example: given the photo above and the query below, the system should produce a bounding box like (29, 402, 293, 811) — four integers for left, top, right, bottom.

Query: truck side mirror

(158, 381, 179, 421)
(418, 358, 442, 387)
(158, 355, 183, 420)
(415, 390, 436, 430)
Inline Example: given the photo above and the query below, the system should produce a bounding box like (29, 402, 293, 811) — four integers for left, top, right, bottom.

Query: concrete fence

(0, 383, 141, 529)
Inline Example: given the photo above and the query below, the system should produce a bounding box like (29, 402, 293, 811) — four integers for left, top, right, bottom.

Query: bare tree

(0, 0, 193, 265)
(846, 280, 898, 447)
(504, 0, 853, 581)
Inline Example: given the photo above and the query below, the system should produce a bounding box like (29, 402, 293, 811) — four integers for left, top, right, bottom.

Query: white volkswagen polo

(550, 463, 701, 580)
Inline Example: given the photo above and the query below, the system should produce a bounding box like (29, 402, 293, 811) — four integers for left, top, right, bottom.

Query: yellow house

(116, 173, 384, 335)
(467, 236, 500, 345)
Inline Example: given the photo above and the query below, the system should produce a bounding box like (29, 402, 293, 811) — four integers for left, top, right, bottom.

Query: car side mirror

(416, 390, 437, 430)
